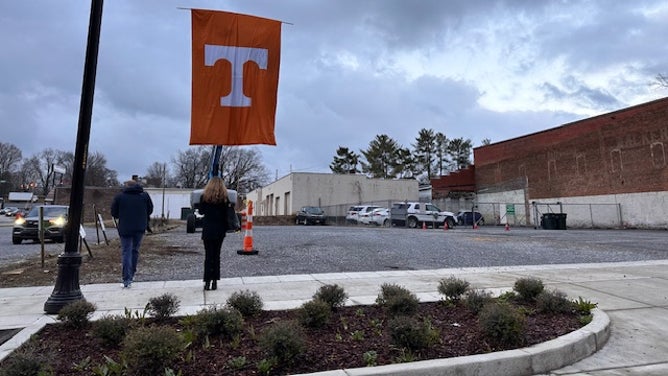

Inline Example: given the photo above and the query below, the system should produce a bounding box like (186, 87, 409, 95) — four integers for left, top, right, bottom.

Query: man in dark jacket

(111, 180, 154, 288)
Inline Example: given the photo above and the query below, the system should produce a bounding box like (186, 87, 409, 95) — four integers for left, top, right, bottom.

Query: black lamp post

(44, 0, 104, 314)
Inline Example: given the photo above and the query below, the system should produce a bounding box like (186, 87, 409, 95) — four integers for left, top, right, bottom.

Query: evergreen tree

(447, 137, 473, 170)
(360, 134, 401, 179)
(393, 147, 417, 179)
(435, 132, 449, 176)
(412, 128, 437, 180)
(329, 146, 360, 174)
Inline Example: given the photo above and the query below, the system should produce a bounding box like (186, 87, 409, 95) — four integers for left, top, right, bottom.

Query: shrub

(226, 290, 264, 317)
(573, 296, 598, 315)
(0, 348, 52, 376)
(478, 302, 526, 347)
(122, 326, 184, 376)
(147, 293, 180, 321)
(388, 316, 439, 351)
(298, 299, 331, 328)
(56, 299, 96, 328)
(536, 290, 574, 314)
(376, 283, 419, 317)
(437, 276, 470, 301)
(464, 289, 493, 314)
(313, 284, 348, 310)
(513, 278, 544, 302)
(363, 350, 378, 366)
(92, 314, 131, 347)
(259, 320, 306, 364)
(187, 306, 244, 341)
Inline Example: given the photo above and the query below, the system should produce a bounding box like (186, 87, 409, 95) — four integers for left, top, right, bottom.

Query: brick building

(466, 97, 668, 229)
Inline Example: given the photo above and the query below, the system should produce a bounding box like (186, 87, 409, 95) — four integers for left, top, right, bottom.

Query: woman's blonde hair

(202, 176, 228, 203)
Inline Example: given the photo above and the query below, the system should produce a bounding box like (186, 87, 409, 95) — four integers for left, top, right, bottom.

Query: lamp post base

(44, 253, 84, 314)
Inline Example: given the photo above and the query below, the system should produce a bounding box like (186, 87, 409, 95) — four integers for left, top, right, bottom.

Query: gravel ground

(133, 224, 668, 282)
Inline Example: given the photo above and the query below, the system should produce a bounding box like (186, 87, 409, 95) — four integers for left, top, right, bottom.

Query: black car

(295, 206, 326, 225)
(456, 210, 484, 226)
(12, 205, 69, 244)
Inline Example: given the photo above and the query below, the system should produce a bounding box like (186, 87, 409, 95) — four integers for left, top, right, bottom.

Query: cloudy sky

(1, 1, 667, 183)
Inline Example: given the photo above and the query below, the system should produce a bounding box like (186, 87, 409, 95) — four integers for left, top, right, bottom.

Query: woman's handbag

(226, 201, 241, 232)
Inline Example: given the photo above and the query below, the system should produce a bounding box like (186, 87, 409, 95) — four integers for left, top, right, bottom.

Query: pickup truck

(390, 202, 457, 229)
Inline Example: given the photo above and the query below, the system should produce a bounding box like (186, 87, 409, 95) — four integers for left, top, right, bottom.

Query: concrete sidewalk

(2, 260, 668, 375)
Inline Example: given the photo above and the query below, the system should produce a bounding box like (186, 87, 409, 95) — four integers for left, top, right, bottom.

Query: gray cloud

(1, 0, 666, 181)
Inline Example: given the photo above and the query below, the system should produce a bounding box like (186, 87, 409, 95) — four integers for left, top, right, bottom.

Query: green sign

(506, 204, 515, 214)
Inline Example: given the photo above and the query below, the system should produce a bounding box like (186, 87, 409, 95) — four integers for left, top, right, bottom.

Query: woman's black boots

(211, 281, 217, 290)
(204, 281, 211, 291)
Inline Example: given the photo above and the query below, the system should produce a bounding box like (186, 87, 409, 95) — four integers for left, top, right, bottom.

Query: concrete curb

(295, 308, 610, 376)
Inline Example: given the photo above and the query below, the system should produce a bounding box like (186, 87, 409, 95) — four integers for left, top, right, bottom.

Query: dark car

(456, 210, 484, 226)
(295, 206, 326, 225)
(12, 205, 69, 244)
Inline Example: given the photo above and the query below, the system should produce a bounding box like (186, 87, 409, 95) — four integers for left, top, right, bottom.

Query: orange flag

(190, 10, 281, 146)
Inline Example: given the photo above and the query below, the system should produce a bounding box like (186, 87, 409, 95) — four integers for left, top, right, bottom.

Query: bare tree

(218, 146, 269, 192)
(20, 149, 66, 196)
(172, 146, 211, 189)
(145, 162, 170, 188)
(656, 73, 668, 88)
(0, 142, 22, 190)
(58, 151, 117, 187)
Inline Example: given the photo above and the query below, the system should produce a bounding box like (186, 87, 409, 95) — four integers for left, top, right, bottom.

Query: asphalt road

(0, 215, 118, 264)
(1, 216, 666, 281)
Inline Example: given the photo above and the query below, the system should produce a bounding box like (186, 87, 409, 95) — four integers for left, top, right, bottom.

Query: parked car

(390, 202, 456, 229)
(12, 205, 69, 244)
(345, 206, 362, 224)
(456, 210, 484, 226)
(346, 205, 380, 224)
(367, 208, 390, 226)
(3, 207, 19, 217)
(295, 206, 327, 225)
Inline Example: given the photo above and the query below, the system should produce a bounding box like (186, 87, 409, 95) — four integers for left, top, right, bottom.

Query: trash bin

(555, 213, 567, 230)
(181, 207, 193, 220)
(541, 213, 557, 230)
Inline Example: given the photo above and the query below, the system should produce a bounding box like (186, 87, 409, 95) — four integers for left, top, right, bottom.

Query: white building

(246, 172, 419, 217)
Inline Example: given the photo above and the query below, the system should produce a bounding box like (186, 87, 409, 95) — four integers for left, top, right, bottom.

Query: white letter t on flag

(204, 44, 268, 107)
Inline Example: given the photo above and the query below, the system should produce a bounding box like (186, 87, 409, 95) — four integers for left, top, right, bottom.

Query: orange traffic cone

(444, 222, 449, 231)
(237, 201, 258, 255)
(422, 222, 426, 230)
(505, 223, 510, 231)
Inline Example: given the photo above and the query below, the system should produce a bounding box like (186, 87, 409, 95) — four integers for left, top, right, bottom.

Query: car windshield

(305, 207, 323, 214)
(28, 206, 68, 217)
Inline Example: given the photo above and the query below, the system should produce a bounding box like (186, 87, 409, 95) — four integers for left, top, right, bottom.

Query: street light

(44, 0, 104, 314)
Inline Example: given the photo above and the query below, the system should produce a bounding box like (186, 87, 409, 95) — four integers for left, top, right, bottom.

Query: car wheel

(186, 214, 196, 233)
(447, 218, 455, 229)
(383, 219, 390, 227)
(479, 218, 485, 226)
(12, 237, 22, 245)
(407, 216, 418, 228)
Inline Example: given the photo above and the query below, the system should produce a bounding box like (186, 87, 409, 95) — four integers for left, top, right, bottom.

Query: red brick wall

(474, 97, 668, 199)
(431, 166, 475, 198)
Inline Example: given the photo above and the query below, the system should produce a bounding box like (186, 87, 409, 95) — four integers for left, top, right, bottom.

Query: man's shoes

(211, 281, 217, 290)
(204, 281, 211, 291)
(123, 281, 132, 289)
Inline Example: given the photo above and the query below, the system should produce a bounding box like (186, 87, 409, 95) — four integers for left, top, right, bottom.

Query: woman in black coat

(198, 176, 231, 290)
